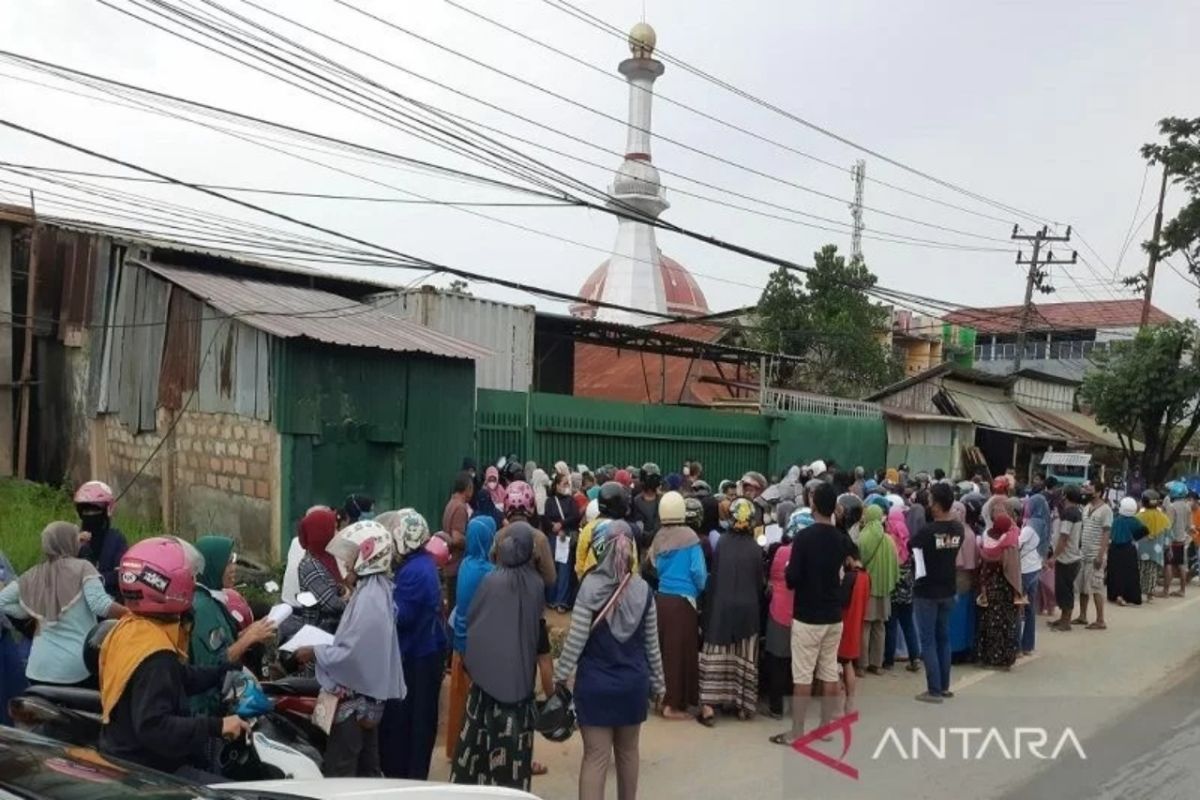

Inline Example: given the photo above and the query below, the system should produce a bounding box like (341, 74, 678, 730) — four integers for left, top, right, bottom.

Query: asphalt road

(430, 592, 1200, 799)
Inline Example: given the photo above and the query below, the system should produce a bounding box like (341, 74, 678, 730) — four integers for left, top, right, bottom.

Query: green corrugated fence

(477, 389, 887, 483)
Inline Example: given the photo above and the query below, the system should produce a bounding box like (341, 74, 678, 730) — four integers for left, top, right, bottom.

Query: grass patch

(0, 479, 162, 573)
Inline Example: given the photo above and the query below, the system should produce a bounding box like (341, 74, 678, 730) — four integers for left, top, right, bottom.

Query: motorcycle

(8, 670, 322, 780)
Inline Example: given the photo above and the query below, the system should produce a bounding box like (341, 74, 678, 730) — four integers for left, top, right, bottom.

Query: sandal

(531, 762, 548, 776)
(769, 732, 794, 746)
(906, 660, 922, 672)
(697, 712, 716, 728)
(1086, 622, 1107, 630)
(1070, 617, 1088, 625)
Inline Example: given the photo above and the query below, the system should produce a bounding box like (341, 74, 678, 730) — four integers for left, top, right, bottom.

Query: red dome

(570, 250, 709, 319)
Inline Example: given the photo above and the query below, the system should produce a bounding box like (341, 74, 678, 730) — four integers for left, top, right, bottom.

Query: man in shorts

(1164, 484, 1194, 597)
(770, 481, 852, 745)
(1047, 486, 1084, 632)
(1074, 482, 1112, 629)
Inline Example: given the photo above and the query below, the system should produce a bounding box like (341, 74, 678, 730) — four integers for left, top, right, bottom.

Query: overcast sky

(1, 0, 1197, 323)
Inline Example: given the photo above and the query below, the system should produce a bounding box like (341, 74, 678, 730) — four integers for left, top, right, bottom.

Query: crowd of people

(0, 460, 1195, 796)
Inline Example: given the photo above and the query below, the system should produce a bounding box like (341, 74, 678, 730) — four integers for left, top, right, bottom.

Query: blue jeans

(883, 602, 921, 666)
(914, 596, 954, 695)
(548, 558, 575, 608)
(1016, 571, 1040, 654)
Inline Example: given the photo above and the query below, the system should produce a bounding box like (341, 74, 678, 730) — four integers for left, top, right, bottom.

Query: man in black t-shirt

(770, 482, 852, 746)
(909, 482, 963, 704)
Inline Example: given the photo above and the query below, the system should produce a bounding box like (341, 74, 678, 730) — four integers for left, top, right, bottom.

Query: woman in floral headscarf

(696, 498, 763, 726)
(376, 510, 445, 780)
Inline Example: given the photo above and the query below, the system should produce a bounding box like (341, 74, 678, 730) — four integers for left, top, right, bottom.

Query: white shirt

(281, 537, 304, 605)
(1018, 524, 1042, 574)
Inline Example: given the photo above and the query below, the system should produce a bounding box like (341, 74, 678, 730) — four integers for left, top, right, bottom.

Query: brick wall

(97, 410, 279, 560)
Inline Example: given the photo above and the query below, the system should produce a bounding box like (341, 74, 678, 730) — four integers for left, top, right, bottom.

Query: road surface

(430, 593, 1200, 799)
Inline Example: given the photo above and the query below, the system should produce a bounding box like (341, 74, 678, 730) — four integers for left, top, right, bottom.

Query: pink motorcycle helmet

(118, 537, 195, 616)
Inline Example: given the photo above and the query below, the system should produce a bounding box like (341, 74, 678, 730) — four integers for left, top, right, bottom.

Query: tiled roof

(569, 249, 709, 318)
(944, 299, 1174, 334)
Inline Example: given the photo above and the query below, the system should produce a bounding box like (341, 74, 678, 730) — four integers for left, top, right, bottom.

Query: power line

(444, 0, 1020, 228)
(319, 0, 1015, 245)
(539, 0, 1058, 227)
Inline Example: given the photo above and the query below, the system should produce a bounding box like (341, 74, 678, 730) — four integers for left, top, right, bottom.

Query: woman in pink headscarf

(976, 513, 1023, 669)
(883, 507, 921, 672)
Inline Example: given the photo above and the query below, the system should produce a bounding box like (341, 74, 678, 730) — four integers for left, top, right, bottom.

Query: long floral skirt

(449, 685, 536, 791)
(1139, 560, 1162, 597)
(698, 635, 758, 718)
(977, 563, 1018, 668)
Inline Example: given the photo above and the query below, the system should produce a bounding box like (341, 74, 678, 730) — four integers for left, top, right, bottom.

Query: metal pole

(16, 191, 38, 479)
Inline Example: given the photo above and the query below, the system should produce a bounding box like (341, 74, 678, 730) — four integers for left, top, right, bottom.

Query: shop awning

(938, 381, 1064, 440)
(1019, 406, 1140, 452)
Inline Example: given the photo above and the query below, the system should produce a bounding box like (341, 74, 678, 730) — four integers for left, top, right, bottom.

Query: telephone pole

(1012, 224, 1076, 371)
(849, 159, 866, 263)
(1140, 164, 1170, 327)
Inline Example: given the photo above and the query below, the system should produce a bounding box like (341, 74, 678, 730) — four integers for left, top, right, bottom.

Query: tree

(447, 279, 472, 295)
(1080, 321, 1200, 484)
(1127, 117, 1200, 292)
(749, 244, 901, 397)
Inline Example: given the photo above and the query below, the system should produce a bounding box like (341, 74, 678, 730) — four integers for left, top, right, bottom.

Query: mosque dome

(570, 250, 709, 320)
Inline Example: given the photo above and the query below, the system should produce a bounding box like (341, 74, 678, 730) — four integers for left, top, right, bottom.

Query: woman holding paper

(296, 508, 349, 634)
(294, 520, 406, 777)
(188, 535, 276, 715)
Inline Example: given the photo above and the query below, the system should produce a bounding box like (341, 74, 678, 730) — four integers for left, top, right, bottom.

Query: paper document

(295, 591, 318, 608)
(266, 603, 293, 626)
(913, 548, 927, 580)
(280, 624, 335, 652)
(554, 535, 571, 564)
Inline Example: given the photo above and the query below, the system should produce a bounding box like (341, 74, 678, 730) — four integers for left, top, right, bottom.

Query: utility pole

(1140, 164, 1170, 327)
(849, 159, 866, 263)
(1012, 224, 1076, 371)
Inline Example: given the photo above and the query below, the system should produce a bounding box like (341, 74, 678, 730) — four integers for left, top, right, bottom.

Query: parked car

(0, 727, 536, 800)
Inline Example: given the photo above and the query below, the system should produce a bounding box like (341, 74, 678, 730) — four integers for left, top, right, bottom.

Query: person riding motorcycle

(75, 482, 128, 599)
(98, 536, 248, 779)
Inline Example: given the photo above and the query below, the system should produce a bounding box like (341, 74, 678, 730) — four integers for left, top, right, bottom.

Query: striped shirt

(1081, 502, 1113, 560)
(554, 591, 666, 696)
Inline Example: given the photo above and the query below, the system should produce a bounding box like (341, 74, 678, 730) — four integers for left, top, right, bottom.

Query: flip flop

(531, 762, 549, 776)
(769, 733, 793, 746)
(697, 713, 716, 728)
(1086, 622, 1107, 630)
(1070, 618, 1088, 625)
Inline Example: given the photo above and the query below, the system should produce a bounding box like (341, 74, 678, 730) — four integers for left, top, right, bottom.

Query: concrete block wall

(96, 410, 279, 561)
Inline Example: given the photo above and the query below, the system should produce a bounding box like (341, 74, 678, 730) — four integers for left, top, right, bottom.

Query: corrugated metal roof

(1020, 406, 1141, 452)
(941, 381, 1033, 433)
(138, 261, 490, 361)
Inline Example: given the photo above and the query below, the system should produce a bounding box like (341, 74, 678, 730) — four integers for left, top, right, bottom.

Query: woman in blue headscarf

(444, 516, 497, 760)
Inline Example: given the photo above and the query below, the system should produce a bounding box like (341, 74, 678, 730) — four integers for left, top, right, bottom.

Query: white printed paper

(279, 624, 335, 652)
(295, 591, 318, 608)
(312, 690, 339, 735)
(913, 548, 927, 580)
(266, 603, 293, 626)
(554, 536, 571, 564)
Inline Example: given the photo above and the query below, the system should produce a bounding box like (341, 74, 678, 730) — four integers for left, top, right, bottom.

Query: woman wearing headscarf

(530, 468, 552, 518)
(374, 510, 445, 780)
(556, 521, 665, 800)
(1137, 491, 1171, 603)
(0, 522, 127, 687)
(856, 505, 899, 675)
(883, 506, 921, 672)
(74, 481, 128, 599)
(473, 466, 506, 528)
(696, 498, 763, 726)
(293, 520, 406, 777)
(1108, 497, 1146, 607)
(976, 513, 1023, 669)
(450, 522, 544, 791)
(296, 507, 349, 634)
(188, 536, 276, 714)
(647, 493, 706, 721)
(766, 508, 809, 719)
(544, 470, 583, 613)
(0, 550, 26, 724)
(445, 515, 497, 759)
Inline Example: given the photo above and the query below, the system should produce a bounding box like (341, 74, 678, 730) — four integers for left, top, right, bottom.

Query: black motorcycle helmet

(639, 462, 662, 492)
(84, 619, 118, 677)
(597, 481, 631, 519)
(684, 497, 704, 531)
(535, 684, 577, 743)
(501, 457, 525, 484)
(595, 465, 615, 485)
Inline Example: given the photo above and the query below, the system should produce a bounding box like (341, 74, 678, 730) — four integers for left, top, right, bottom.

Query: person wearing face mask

(74, 481, 129, 600)
(543, 471, 583, 612)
